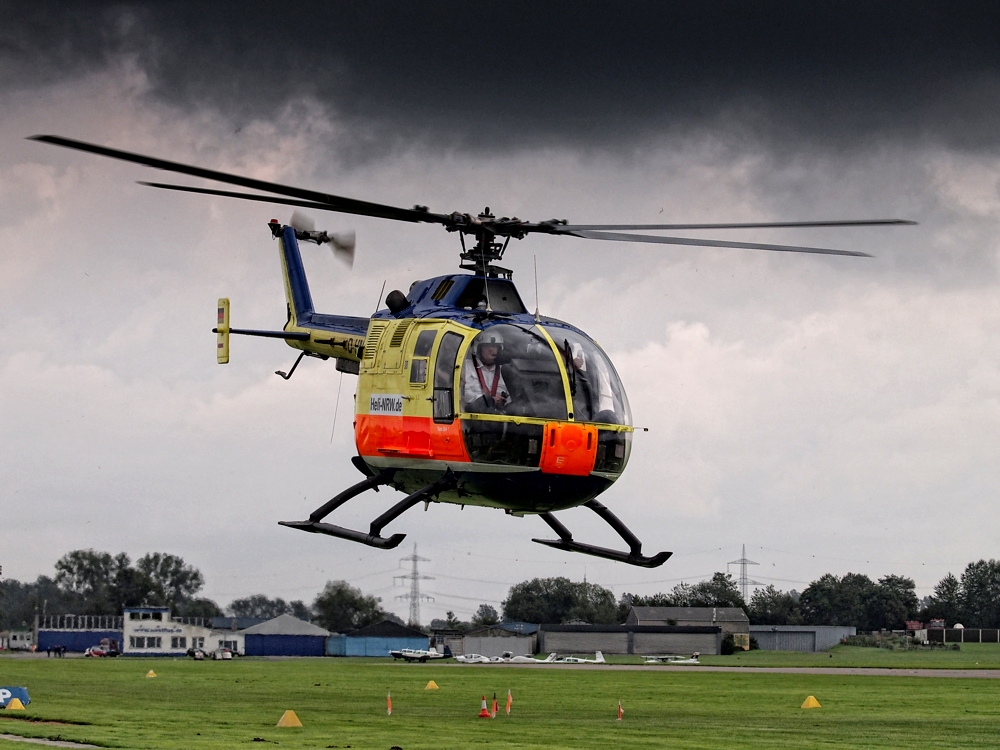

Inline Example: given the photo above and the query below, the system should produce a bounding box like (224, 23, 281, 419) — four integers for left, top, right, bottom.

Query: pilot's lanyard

(472, 355, 501, 402)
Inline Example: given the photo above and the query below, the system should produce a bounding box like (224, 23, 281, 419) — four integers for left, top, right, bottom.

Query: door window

(433, 332, 463, 422)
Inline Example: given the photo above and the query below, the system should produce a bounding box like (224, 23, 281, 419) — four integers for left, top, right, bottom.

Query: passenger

(464, 332, 510, 413)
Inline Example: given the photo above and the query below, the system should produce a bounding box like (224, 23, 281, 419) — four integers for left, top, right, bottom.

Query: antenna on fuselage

(533, 255, 540, 322)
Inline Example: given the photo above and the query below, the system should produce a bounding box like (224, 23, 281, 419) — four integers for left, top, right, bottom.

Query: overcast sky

(3, 1, 1000, 623)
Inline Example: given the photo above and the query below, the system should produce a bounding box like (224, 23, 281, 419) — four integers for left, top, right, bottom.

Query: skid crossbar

(532, 499, 672, 568)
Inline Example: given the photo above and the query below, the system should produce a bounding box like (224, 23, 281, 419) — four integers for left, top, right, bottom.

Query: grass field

(2, 654, 1000, 749)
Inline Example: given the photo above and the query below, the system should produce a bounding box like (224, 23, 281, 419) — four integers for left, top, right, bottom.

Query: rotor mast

(457, 207, 514, 278)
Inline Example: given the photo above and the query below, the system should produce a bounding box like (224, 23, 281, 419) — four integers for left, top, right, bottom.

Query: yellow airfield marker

(5, 698, 26, 711)
(146, 670, 157, 678)
(801, 695, 822, 709)
(276, 710, 303, 727)
(425, 680, 439, 690)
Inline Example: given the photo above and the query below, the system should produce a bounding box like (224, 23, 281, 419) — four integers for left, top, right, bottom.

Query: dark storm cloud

(5, 1, 1000, 152)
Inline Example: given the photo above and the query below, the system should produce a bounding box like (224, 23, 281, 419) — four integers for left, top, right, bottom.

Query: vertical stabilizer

(217, 298, 230, 364)
(274, 223, 315, 327)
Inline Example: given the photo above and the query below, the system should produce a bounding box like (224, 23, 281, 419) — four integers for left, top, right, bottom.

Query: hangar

(243, 614, 331, 656)
(327, 620, 428, 656)
(539, 623, 723, 655)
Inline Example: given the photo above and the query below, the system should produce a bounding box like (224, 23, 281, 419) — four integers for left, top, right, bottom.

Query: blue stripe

(282, 226, 315, 321)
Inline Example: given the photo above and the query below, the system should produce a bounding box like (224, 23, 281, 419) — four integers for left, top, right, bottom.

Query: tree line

(0, 549, 401, 634)
(6, 549, 1000, 633)
(497, 560, 1000, 631)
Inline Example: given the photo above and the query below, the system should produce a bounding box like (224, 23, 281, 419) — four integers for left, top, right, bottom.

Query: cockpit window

(461, 324, 567, 420)
(546, 327, 631, 426)
(454, 279, 527, 314)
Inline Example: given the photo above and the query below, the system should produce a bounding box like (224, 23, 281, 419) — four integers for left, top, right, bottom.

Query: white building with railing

(123, 607, 213, 655)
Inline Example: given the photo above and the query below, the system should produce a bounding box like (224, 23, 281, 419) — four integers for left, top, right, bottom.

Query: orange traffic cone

(505, 689, 512, 715)
(617, 701, 624, 721)
(387, 690, 392, 716)
(491, 692, 499, 718)
(478, 695, 492, 718)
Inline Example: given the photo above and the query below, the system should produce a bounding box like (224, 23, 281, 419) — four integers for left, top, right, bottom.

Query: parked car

(84, 638, 119, 657)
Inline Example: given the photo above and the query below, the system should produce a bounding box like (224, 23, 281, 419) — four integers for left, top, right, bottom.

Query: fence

(927, 628, 1000, 643)
(40, 615, 123, 630)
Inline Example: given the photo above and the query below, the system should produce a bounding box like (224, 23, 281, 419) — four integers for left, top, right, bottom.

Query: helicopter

(29, 134, 915, 568)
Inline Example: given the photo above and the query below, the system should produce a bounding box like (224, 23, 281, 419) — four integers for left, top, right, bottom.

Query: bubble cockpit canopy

(460, 323, 631, 426)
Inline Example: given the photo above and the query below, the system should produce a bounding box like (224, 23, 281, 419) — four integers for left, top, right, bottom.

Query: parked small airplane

(389, 646, 452, 662)
(453, 653, 492, 663)
(509, 653, 558, 664)
(643, 652, 700, 665)
(552, 651, 606, 664)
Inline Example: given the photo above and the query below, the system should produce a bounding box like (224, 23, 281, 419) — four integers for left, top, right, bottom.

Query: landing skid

(280, 463, 457, 550)
(532, 499, 672, 568)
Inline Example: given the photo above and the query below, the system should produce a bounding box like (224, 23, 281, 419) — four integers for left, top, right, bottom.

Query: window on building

(141, 612, 151, 620)
(150, 637, 162, 649)
(171, 637, 187, 649)
(151, 612, 162, 621)
(193, 637, 204, 649)
(130, 612, 140, 620)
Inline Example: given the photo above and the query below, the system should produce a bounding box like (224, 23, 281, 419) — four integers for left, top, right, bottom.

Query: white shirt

(462, 359, 509, 410)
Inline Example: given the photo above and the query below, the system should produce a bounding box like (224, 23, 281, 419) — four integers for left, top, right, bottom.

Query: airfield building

(625, 606, 751, 636)
(539, 623, 723, 655)
(326, 619, 428, 656)
(242, 613, 331, 656)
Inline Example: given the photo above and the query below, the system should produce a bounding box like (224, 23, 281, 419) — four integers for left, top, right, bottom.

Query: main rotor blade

(562, 229, 873, 257)
(29, 134, 449, 225)
(559, 219, 916, 231)
(139, 182, 348, 213)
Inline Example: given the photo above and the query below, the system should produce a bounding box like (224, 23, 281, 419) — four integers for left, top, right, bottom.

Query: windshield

(545, 327, 631, 425)
(461, 324, 567, 420)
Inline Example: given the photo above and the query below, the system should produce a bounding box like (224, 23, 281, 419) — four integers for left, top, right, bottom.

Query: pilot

(464, 331, 510, 413)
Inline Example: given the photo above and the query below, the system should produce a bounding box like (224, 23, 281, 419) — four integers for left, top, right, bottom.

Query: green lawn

(696, 643, 1000, 669)
(1, 655, 1000, 749)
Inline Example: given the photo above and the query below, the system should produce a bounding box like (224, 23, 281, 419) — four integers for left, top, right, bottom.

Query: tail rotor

(290, 210, 356, 268)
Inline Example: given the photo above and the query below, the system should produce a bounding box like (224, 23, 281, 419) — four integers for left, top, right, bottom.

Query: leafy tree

(228, 594, 296, 619)
(959, 559, 1000, 627)
(312, 581, 387, 632)
(748, 585, 802, 625)
(800, 573, 874, 627)
(135, 553, 204, 611)
(689, 573, 745, 608)
(108, 554, 156, 612)
(289, 600, 312, 621)
(471, 604, 500, 626)
(176, 598, 224, 619)
(921, 573, 961, 625)
(0, 576, 82, 630)
(798, 573, 917, 630)
(54, 550, 118, 613)
(866, 575, 918, 631)
(666, 582, 696, 607)
(501, 577, 617, 624)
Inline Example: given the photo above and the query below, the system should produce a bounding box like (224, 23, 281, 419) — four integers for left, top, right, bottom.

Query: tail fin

(544, 653, 556, 662)
(217, 298, 230, 364)
(444, 645, 453, 657)
(595, 651, 605, 664)
(273, 222, 315, 327)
